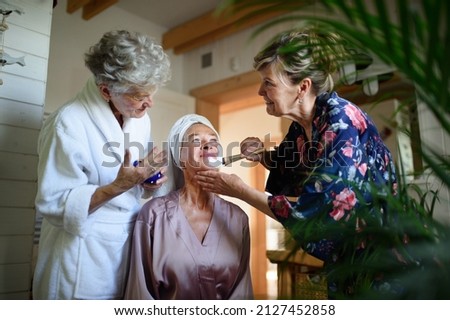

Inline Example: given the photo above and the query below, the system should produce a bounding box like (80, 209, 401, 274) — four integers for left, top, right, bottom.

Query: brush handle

(223, 147, 266, 166)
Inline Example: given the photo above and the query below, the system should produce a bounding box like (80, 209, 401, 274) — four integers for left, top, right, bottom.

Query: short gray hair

(85, 30, 171, 93)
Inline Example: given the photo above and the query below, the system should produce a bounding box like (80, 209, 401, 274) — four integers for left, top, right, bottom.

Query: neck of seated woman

(179, 186, 214, 243)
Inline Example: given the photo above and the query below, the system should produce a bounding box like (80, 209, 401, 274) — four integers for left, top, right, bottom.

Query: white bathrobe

(33, 77, 152, 299)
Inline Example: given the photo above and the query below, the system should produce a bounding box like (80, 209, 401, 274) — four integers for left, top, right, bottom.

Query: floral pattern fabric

(267, 91, 397, 262)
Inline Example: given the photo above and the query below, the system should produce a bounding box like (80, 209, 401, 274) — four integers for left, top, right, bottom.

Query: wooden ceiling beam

(163, 5, 286, 55)
(82, 0, 118, 20)
(66, 0, 118, 20)
(190, 70, 260, 102)
(65, 2, 285, 52)
(67, 0, 90, 13)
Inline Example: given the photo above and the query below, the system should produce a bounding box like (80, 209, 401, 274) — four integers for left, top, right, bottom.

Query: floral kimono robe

(266, 92, 398, 296)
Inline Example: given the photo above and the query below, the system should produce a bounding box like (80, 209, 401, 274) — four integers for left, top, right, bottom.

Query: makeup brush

(206, 147, 266, 168)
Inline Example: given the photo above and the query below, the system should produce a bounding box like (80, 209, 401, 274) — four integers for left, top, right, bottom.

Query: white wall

(0, 0, 53, 299)
(182, 22, 295, 94)
(147, 87, 195, 148)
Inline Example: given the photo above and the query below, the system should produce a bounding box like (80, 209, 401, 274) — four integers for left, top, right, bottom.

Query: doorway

(220, 105, 283, 299)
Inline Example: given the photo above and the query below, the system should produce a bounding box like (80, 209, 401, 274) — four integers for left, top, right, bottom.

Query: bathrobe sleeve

(35, 109, 103, 237)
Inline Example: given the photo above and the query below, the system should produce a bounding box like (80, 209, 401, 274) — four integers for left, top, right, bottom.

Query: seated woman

(124, 114, 253, 300)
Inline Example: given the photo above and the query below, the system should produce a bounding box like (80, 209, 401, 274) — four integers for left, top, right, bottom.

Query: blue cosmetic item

(133, 160, 163, 184)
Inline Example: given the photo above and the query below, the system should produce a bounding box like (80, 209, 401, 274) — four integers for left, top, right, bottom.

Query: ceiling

(65, 0, 283, 54)
(115, 0, 223, 29)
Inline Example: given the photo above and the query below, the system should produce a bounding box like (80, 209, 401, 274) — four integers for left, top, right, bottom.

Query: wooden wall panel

(0, 181, 37, 208)
(6, 2, 52, 35)
(3, 25, 50, 59)
(0, 291, 30, 299)
(0, 235, 34, 264)
(0, 264, 32, 295)
(0, 151, 38, 181)
(1, 48, 49, 82)
(0, 75, 46, 105)
(0, 208, 36, 236)
(0, 99, 43, 130)
(0, 125, 40, 155)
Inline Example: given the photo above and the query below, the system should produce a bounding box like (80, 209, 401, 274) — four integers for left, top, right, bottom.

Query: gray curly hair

(85, 30, 171, 94)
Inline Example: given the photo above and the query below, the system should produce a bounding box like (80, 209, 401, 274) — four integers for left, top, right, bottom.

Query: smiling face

(257, 64, 300, 118)
(179, 123, 221, 172)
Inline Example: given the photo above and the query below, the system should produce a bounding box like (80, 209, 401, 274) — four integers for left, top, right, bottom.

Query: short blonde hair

(253, 26, 349, 95)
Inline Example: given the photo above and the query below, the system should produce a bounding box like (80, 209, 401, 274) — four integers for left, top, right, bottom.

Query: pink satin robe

(124, 190, 253, 299)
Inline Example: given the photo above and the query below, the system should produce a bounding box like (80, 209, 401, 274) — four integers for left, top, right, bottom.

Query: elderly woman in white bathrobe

(32, 30, 171, 300)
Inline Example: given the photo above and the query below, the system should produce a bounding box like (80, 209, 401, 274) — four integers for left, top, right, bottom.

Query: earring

(298, 98, 303, 104)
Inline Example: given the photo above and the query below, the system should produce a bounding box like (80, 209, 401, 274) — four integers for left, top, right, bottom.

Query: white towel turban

(152, 114, 220, 197)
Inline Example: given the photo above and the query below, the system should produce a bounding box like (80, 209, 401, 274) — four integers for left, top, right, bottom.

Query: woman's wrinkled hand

(195, 170, 243, 198)
(141, 166, 168, 190)
(113, 148, 167, 191)
(240, 137, 264, 162)
(140, 146, 168, 187)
